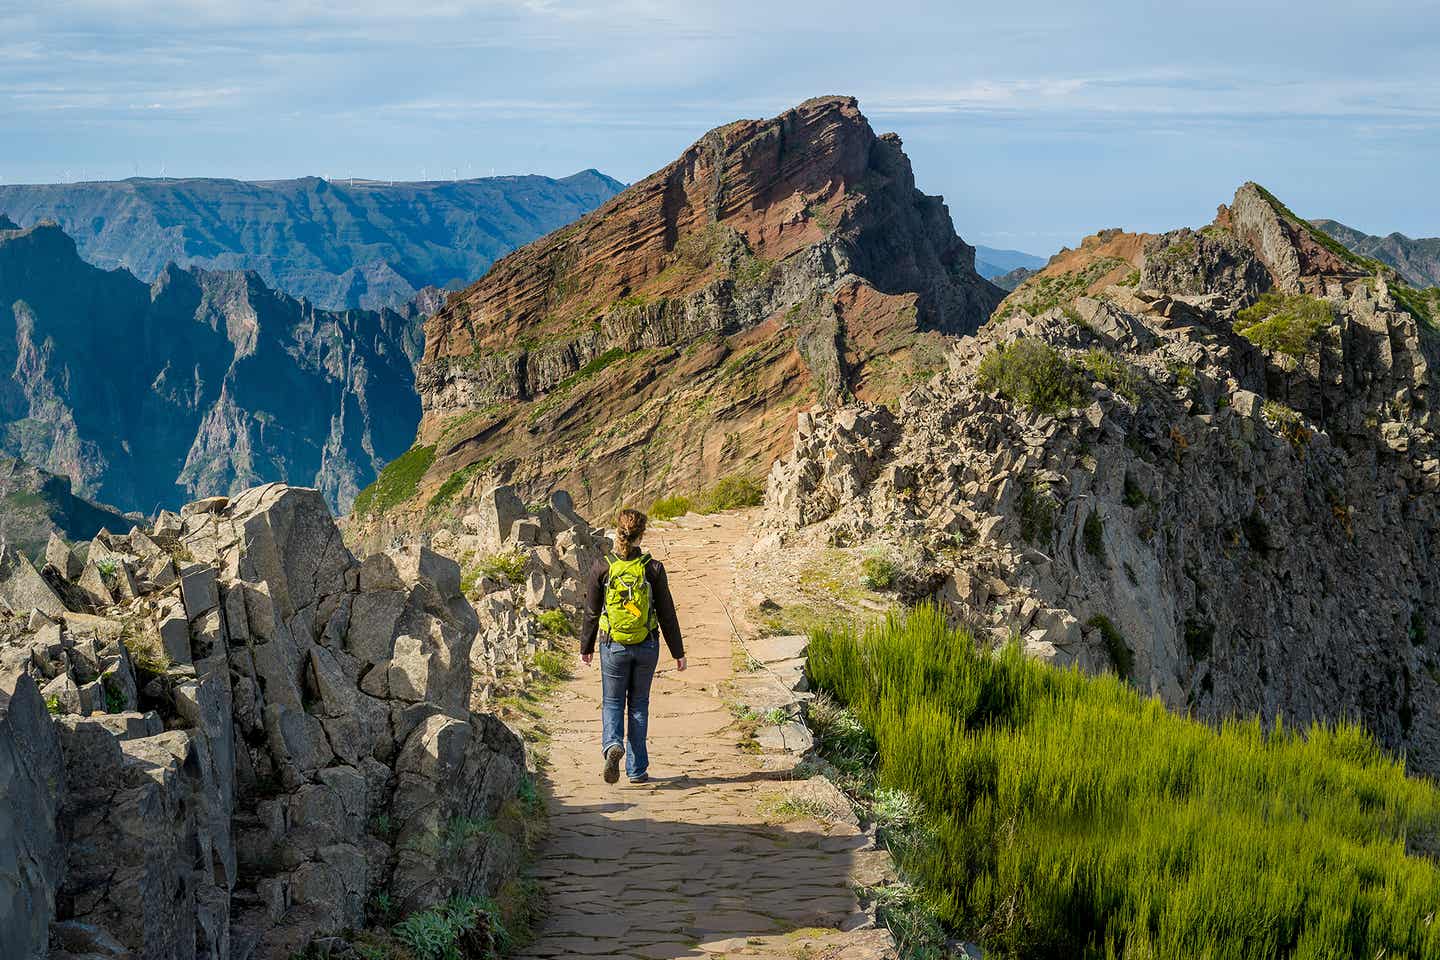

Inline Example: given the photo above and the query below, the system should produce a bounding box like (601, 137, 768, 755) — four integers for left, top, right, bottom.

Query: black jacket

(580, 553, 684, 659)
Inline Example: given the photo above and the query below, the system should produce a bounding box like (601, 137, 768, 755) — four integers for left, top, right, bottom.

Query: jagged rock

(0, 483, 538, 958)
(0, 544, 67, 619)
(349, 95, 1002, 550)
(0, 674, 65, 959)
(767, 181, 1440, 773)
(46, 533, 83, 581)
(75, 561, 113, 609)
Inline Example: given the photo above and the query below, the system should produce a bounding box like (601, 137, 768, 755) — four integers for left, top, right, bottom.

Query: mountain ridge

(1312, 217, 1440, 288)
(0, 219, 424, 513)
(767, 178, 1440, 772)
(352, 95, 1003, 539)
(0, 170, 623, 310)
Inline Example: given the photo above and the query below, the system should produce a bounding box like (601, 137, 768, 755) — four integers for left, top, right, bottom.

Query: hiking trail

(514, 510, 895, 960)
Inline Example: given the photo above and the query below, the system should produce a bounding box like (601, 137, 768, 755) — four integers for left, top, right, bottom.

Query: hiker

(580, 508, 685, 784)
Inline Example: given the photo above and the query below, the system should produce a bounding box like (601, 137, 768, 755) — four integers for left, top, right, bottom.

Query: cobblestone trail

(514, 511, 894, 960)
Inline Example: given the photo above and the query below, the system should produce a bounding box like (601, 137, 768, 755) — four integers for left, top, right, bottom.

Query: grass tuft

(476, 550, 529, 586)
(808, 604, 1440, 958)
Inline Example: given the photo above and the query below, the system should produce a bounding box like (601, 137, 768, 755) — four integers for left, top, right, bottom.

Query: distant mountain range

(0, 171, 624, 310)
(1311, 219, 1440, 288)
(973, 244, 1047, 279)
(0, 217, 425, 514)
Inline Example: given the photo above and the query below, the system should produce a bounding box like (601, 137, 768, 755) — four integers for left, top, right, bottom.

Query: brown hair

(615, 508, 647, 557)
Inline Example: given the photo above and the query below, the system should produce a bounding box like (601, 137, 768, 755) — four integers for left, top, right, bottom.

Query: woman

(580, 508, 686, 784)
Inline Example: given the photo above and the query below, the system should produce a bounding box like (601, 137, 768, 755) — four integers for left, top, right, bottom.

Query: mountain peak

(367, 97, 1002, 531)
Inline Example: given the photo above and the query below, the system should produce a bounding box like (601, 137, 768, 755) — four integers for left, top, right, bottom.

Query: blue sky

(3, 0, 1437, 255)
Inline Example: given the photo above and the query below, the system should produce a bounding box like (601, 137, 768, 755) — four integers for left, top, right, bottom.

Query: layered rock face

(0, 172, 624, 311)
(0, 482, 597, 959)
(766, 182, 1440, 772)
(383, 96, 1001, 529)
(0, 219, 423, 514)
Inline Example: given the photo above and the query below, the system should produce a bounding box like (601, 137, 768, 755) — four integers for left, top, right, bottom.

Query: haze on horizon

(3, 0, 1437, 256)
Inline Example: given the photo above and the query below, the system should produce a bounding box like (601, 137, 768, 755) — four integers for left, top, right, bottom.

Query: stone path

(514, 511, 895, 960)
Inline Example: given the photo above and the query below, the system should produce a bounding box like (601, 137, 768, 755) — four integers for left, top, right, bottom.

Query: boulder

(0, 674, 66, 960)
(0, 545, 66, 619)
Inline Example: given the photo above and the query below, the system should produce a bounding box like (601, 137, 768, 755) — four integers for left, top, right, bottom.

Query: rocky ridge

(764, 181, 1440, 772)
(0, 219, 425, 514)
(0, 172, 624, 311)
(0, 480, 605, 959)
(362, 96, 1002, 536)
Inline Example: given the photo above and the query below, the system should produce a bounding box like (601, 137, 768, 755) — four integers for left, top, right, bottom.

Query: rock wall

(765, 184, 1440, 773)
(0, 481, 590, 959)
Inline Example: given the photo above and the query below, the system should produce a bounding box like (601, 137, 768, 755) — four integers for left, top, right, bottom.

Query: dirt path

(514, 511, 894, 960)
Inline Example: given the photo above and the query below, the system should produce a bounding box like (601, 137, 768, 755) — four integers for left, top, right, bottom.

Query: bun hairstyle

(615, 508, 648, 557)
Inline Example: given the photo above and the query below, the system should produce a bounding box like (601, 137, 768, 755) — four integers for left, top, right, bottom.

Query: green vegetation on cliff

(1233, 292, 1334, 358)
(353, 445, 436, 518)
(807, 605, 1440, 959)
(976, 340, 1088, 414)
(649, 473, 764, 521)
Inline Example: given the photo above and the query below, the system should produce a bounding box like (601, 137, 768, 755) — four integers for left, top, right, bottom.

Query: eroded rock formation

(0, 219, 424, 514)
(765, 182, 1440, 772)
(0, 482, 599, 958)
(368, 96, 1002, 534)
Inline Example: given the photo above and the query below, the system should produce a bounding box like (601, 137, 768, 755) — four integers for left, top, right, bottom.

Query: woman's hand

(676, 657, 687, 672)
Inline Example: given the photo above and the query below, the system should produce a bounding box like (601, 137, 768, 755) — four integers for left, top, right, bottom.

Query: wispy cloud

(1, 0, 1436, 240)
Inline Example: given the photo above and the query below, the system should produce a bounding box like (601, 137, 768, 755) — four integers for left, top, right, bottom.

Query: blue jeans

(600, 635, 660, 779)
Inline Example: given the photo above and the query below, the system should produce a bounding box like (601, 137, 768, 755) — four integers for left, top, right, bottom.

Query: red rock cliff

(371, 96, 1003, 527)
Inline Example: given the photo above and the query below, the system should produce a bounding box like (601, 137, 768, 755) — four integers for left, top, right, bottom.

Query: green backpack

(600, 553, 656, 644)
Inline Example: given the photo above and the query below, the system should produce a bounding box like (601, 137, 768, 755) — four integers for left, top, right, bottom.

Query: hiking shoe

(629, 774, 649, 784)
(603, 744, 624, 784)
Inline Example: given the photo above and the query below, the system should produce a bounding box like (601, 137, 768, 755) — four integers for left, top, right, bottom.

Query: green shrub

(1082, 510, 1106, 560)
(532, 648, 572, 682)
(555, 347, 630, 392)
(698, 474, 764, 512)
(649, 493, 692, 521)
(1016, 482, 1057, 544)
(1086, 613, 1131, 680)
(1007, 257, 1128, 317)
(477, 550, 529, 585)
(536, 608, 571, 637)
(353, 445, 437, 518)
(976, 340, 1087, 414)
(654, 474, 764, 520)
(1184, 617, 1215, 660)
(1392, 284, 1440, 333)
(1122, 473, 1147, 508)
(1080, 348, 1137, 401)
(1233, 292, 1334, 358)
(808, 604, 1440, 958)
(860, 554, 900, 591)
(426, 463, 482, 514)
(44, 695, 62, 715)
